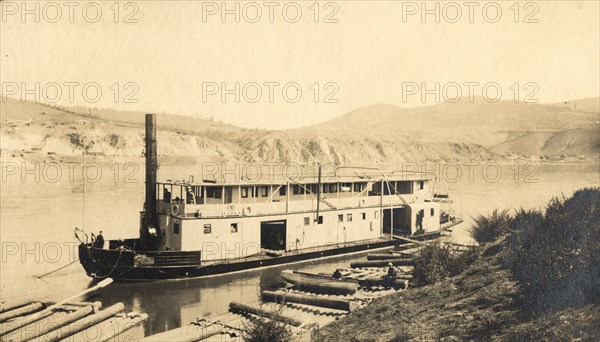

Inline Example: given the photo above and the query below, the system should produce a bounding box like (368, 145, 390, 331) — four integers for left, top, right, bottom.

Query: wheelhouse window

(304, 217, 310, 226)
(374, 211, 379, 219)
(174, 222, 180, 234)
(418, 181, 424, 190)
(279, 185, 287, 196)
(241, 187, 249, 198)
(431, 208, 435, 217)
(338, 214, 344, 223)
(261, 186, 269, 197)
(317, 215, 323, 224)
(203, 224, 211, 234)
(231, 223, 239, 233)
(347, 214, 353, 222)
(252, 186, 259, 197)
(361, 212, 366, 220)
(340, 183, 352, 192)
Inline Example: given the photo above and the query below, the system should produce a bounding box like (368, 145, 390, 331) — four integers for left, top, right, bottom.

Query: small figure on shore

(332, 269, 342, 279)
(94, 231, 105, 249)
(386, 262, 397, 278)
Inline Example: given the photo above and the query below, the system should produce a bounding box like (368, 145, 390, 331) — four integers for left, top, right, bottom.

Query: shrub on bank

(412, 244, 478, 286)
(469, 209, 512, 244)
(504, 188, 600, 315)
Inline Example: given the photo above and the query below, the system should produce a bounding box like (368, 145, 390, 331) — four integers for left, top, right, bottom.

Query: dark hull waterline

(78, 232, 442, 282)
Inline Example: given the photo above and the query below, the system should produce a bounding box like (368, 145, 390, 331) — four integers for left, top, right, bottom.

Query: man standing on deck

(94, 231, 105, 249)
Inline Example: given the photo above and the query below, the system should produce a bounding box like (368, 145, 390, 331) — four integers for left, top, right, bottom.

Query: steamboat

(77, 114, 461, 281)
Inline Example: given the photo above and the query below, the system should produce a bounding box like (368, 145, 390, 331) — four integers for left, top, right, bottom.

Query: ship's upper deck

(160, 169, 435, 187)
(153, 169, 436, 219)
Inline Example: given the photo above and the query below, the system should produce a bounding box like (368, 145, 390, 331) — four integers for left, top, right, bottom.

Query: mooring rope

(35, 259, 80, 279)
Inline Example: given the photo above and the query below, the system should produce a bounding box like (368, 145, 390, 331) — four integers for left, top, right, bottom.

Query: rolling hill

(0, 96, 598, 165)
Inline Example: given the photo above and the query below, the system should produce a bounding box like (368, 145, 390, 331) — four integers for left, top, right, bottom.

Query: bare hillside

(1, 97, 598, 164)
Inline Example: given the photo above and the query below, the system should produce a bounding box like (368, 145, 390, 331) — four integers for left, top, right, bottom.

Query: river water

(1, 161, 598, 336)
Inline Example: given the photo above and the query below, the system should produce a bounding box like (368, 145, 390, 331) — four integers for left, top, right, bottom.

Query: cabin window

(354, 182, 365, 192)
(261, 186, 269, 197)
(293, 184, 305, 195)
(374, 211, 379, 219)
(231, 223, 238, 233)
(361, 212, 366, 220)
(174, 222, 180, 235)
(347, 214, 353, 222)
(431, 208, 435, 217)
(369, 183, 382, 196)
(241, 187, 248, 198)
(338, 214, 344, 223)
(317, 216, 323, 224)
(304, 217, 310, 226)
(279, 185, 287, 196)
(418, 181, 424, 190)
(207, 187, 222, 199)
(203, 224, 212, 234)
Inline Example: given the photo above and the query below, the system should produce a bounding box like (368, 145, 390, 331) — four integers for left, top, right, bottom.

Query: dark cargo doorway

(383, 207, 411, 235)
(261, 220, 287, 250)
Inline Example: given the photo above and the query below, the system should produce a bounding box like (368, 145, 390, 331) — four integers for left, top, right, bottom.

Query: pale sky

(1, 1, 599, 129)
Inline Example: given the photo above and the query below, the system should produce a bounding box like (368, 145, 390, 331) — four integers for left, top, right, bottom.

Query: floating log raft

(367, 254, 414, 261)
(262, 290, 359, 312)
(281, 270, 357, 295)
(351, 259, 416, 268)
(0, 301, 146, 342)
(229, 301, 303, 327)
(141, 323, 222, 342)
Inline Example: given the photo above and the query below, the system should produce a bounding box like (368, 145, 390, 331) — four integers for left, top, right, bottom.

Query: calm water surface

(1, 162, 597, 336)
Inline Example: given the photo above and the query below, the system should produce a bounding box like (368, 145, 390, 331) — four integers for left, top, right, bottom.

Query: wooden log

(98, 313, 148, 342)
(358, 278, 408, 288)
(36, 303, 125, 342)
(229, 301, 302, 327)
(1, 299, 35, 314)
(350, 259, 416, 268)
(280, 270, 357, 295)
(262, 290, 359, 312)
(0, 303, 43, 323)
(1, 279, 111, 337)
(141, 324, 221, 342)
(367, 254, 413, 261)
(22, 305, 95, 342)
(60, 312, 148, 342)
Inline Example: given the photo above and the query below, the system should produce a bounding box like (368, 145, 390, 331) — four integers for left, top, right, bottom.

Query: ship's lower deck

(78, 228, 454, 282)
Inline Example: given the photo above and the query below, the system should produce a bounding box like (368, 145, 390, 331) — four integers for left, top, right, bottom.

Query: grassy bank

(315, 188, 600, 341)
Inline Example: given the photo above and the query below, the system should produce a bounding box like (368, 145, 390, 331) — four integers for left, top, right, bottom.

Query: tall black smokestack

(144, 114, 158, 234)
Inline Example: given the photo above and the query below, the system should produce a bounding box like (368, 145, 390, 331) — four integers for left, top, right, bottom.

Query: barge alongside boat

(77, 114, 461, 281)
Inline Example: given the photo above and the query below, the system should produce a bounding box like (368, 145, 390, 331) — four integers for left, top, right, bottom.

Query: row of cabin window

(173, 222, 240, 235)
(174, 209, 434, 235)
(240, 182, 368, 198)
(303, 211, 378, 226)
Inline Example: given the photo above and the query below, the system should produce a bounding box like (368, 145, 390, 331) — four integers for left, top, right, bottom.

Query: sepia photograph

(0, 1, 599, 341)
